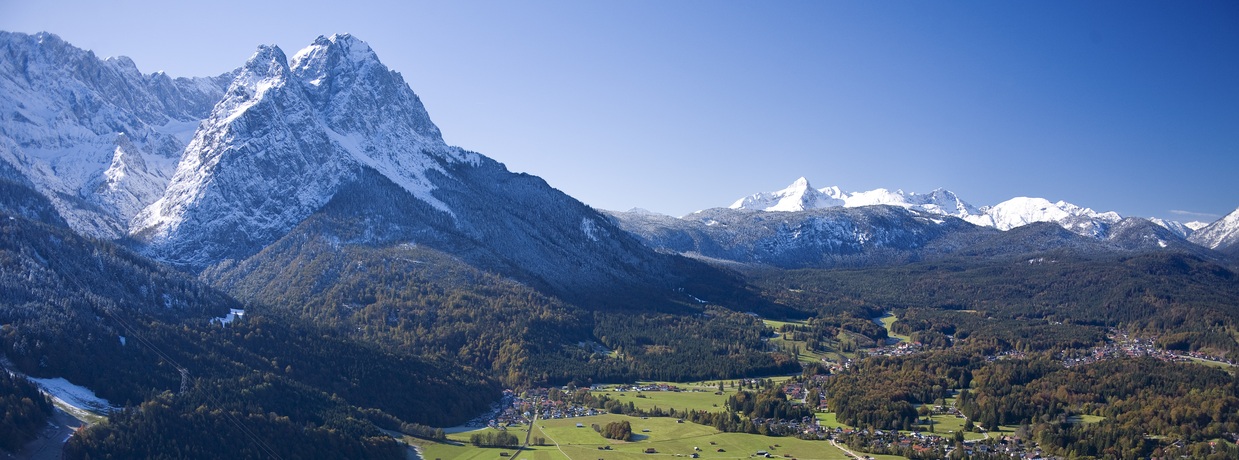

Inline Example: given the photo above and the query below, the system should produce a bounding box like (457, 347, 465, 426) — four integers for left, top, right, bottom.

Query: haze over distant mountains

(609, 177, 1239, 269)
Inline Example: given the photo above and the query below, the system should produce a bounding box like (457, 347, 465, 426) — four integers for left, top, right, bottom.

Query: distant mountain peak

(1189, 207, 1239, 251)
(729, 177, 974, 218)
(729, 177, 844, 212)
(725, 178, 1154, 239)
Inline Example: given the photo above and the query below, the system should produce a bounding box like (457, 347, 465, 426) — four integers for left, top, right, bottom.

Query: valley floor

(411, 414, 903, 460)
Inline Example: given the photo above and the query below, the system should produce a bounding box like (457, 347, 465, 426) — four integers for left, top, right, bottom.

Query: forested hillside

(0, 181, 497, 457)
(750, 250, 1239, 361)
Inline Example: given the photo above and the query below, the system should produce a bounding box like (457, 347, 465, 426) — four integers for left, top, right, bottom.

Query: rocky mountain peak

(1189, 207, 1239, 251)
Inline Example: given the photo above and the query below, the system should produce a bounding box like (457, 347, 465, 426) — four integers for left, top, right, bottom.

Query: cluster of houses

(826, 427, 1060, 459)
(865, 340, 927, 359)
(493, 388, 606, 427)
(594, 383, 682, 392)
(457, 390, 517, 429)
(1059, 331, 1236, 369)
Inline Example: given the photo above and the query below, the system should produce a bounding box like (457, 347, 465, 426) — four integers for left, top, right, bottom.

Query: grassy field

(916, 412, 986, 441)
(813, 412, 851, 430)
(414, 414, 906, 460)
(877, 314, 910, 343)
(1067, 414, 1105, 424)
(589, 389, 729, 413)
(761, 320, 838, 365)
(1185, 356, 1237, 371)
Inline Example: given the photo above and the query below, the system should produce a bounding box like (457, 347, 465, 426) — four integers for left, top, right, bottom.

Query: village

(441, 326, 1237, 460)
(1058, 330, 1236, 368)
(444, 378, 1062, 460)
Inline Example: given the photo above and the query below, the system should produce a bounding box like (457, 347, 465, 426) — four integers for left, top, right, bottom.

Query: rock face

(129, 35, 481, 266)
(0, 31, 231, 238)
(0, 32, 722, 306)
(6, 32, 1235, 284)
(1190, 207, 1239, 252)
(123, 34, 682, 300)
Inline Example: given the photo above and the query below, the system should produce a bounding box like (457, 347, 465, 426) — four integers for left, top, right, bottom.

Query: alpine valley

(1, 31, 1238, 460)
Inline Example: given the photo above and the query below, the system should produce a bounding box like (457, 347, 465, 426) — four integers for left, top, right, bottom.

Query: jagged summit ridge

(729, 177, 980, 219)
(0, 31, 232, 238)
(729, 177, 844, 212)
(1189, 207, 1239, 251)
(132, 35, 478, 266)
(725, 178, 1138, 238)
(966, 196, 1122, 235)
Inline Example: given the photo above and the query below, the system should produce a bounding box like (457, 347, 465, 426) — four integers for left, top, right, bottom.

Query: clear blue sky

(2, 0, 1236, 221)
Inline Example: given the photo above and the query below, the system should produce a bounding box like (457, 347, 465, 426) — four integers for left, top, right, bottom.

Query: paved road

(7, 405, 85, 460)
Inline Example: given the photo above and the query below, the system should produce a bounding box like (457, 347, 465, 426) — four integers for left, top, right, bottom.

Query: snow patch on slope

(30, 376, 119, 415)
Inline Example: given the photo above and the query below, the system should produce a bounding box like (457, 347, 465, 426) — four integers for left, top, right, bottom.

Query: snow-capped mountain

(729, 178, 1130, 239)
(0, 31, 232, 238)
(1189, 207, 1239, 252)
(966, 196, 1122, 237)
(131, 34, 479, 266)
(1, 31, 737, 307)
(610, 205, 990, 268)
(730, 177, 980, 218)
(1185, 221, 1211, 232)
(608, 206, 1217, 270)
(729, 177, 846, 212)
(606, 177, 1230, 269)
(1149, 218, 1195, 239)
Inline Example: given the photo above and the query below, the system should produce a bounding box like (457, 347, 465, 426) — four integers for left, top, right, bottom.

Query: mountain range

(3, 30, 1236, 276)
(2, 30, 1239, 459)
(608, 177, 1238, 269)
(1, 31, 744, 310)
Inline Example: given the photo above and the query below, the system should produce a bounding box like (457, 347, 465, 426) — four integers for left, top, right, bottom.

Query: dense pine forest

(749, 250, 1239, 362)
(0, 371, 54, 451)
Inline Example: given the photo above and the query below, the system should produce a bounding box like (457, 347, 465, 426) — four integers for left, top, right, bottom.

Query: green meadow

(588, 389, 729, 413)
(760, 320, 841, 365)
(876, 314, 910, 343)
(414, 414, 906, 460)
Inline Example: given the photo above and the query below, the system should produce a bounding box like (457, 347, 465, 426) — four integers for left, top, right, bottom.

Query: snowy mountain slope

(1189, 207, 1239, 251)
(729, 177, 844, 212)
(1, 32, 739, 308)
(729, 178, 1140, 239)
(1148, 218, 1194, 239)
(729, 177, 979, 218)
(114, 33, 733, 308)
(609, 205, 1211, 270)
(0, 31, 231, 238)
(610, 206, 989, 268)
(966, 196, 1122, 237)
(1185, 221, 1211, 232)
(611, 178, 1221, 269)
(131, 35, 477, 266)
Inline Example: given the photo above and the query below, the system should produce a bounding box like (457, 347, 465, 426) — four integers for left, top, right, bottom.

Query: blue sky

(2, 0, 1236, 221)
